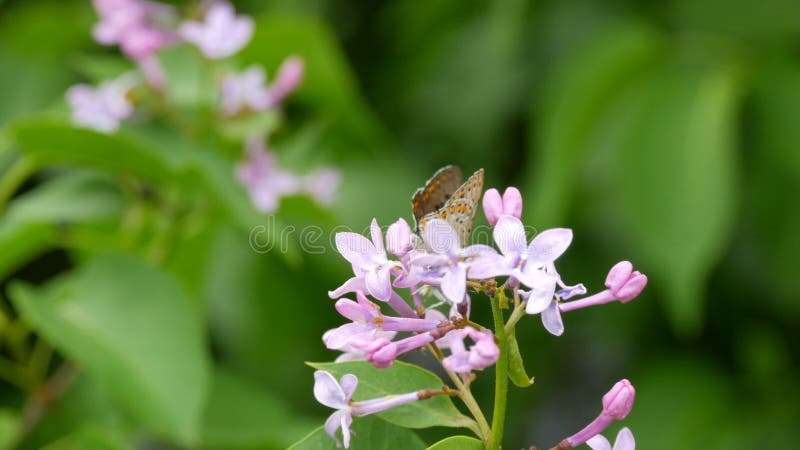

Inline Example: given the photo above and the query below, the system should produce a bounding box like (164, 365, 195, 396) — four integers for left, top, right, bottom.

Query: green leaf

(523, 22, 664, 227)
(426, 435, 484, 450)
(506, 330, 534, 388)
(239, 14, 387, 152)
(308, 361, 474, 430)
(9, 254, 211, 444)
(0, 409, 19, 449)
(40, 426, 133, 450)
(200, 368, 315, 449)
(288, 416, 426, 450)
(4, 171, 124, 224)
(10, 118, 176, 182)
(614, 67, 740, 333)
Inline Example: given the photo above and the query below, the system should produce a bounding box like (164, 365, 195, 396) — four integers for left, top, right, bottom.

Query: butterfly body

(412, 165, 484, 247)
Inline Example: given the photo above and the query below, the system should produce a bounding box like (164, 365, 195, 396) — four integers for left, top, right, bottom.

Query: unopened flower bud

(602, 379, 635, 420)
(501, 187, 523, 219)
(386, 218, 413, 257)
(483, 188, 503, 226)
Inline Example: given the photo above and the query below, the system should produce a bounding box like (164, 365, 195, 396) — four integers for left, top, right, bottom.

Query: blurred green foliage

(0, 0, 798, 449)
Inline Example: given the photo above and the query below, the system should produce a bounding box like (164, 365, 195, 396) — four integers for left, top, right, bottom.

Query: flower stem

(428, 343, 491, 439)
(488, 292, 509, 450)
(0, 156, 36, 214)
(504, 300, 527, 335)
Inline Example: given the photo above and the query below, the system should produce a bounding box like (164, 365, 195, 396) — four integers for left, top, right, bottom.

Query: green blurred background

(1, 0, 798, 448)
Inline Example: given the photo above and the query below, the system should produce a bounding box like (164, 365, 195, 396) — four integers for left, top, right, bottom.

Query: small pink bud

(482, 188, 503, 226)
(616, 272, 647, 303)
(602, 379, 635, 420)
(366, 338, 397, 368)
(267, 56, 304, 107)
(501, 187, 523, 219)
(386, 218, 412, 257)
(605, 261, 633, 292)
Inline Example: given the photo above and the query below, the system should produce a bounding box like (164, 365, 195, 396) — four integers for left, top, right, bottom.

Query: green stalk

(488, 293, 509, 450)
(0, 156, 36, 213)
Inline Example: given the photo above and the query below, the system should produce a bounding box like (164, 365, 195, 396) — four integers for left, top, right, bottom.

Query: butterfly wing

(416, 169, 484, 246)
(412, 165, 463, 228)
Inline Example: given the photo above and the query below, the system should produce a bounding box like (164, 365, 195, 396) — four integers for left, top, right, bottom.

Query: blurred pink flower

(66, 76, 134, 133)
(236, 137, 299, 213)
(179, 1, 253, 59)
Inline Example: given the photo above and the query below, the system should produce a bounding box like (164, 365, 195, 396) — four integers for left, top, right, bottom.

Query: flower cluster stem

(488, 292, 509, 450)
(428, 343, 491, 439)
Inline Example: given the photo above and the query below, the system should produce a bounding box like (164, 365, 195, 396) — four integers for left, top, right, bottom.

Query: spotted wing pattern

(416, 168, 484, 246)
(412, 165, 463, 226)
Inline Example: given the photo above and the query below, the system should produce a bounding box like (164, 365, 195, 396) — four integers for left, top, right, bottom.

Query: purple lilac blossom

(331, 219, 403, 301)
(469, 215, 575, 315)
(409, 219, 497, 304)
(313, 370, 421, 448)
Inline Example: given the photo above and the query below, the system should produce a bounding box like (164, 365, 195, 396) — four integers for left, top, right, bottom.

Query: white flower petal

(340, 374, 358, 401)
(614, 427, 636, 450)
(586, 434, 613, 450)
(541, 302, 564, 336)
(528, 228, 572, 264)
(370, 218, 386, 255)
(314, 370, 348, 409)
(441, 264, 467, 304)
(493, 215, 527, 256)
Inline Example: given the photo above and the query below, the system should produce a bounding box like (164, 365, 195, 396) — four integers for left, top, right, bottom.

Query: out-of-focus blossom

(442, 328, 499, 373)
(66, 76, 135, 133)
(563, 379, 636, 447)
(220, 65, 272, 115)
(92, 0, 174, 60)
(314, 370, 423, 448)
(236, 136, 300, 213)
(302, 166, 341, 207)
(482, 187, 523, 226)
(179, 1, 253, 59)
(264, 56, 305, 108)
(586, 428, 636, 450)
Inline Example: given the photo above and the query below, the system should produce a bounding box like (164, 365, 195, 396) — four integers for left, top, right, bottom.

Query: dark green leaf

(10, 254, 211, 444)
(614, 67, 740, 333)
(308, 361, 475, 430)
(426, 435, 484, 450)
(288, 416, 426, 450)
(506, 330, 533, 388)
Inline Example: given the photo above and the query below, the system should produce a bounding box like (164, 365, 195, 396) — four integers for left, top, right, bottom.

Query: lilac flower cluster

(67, 1, 340, 213)
(316, 179, 647, 448)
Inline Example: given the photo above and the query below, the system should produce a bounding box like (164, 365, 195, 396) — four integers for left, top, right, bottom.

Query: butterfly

(411, 165, 484, 247)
